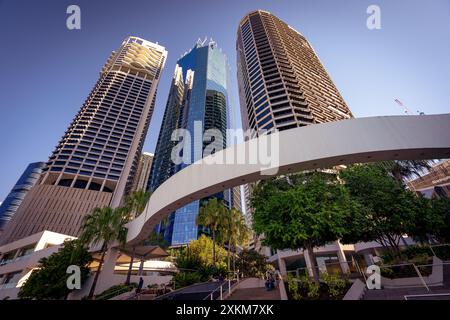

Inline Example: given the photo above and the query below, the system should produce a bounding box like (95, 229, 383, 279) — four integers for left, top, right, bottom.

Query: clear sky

(0, 0, 449, 201)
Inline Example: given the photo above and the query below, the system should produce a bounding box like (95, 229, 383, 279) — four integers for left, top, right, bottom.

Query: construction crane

(394, 99, 425, 115)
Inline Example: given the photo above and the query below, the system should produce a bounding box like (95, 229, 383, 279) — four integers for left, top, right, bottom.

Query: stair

(227, 286, 281, 300)
(225, 278, 281, 300)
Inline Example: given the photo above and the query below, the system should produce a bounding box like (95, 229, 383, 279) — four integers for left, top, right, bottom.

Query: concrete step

(227, 287, 281, 300)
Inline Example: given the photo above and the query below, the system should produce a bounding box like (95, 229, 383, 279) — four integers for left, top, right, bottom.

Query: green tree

(220, 208, 251, 272)
(378, 160, 430, 184)
(236, 249, 271, 278)
(340, 164, 424, 257)
(145, 231, 169, 249)
(252, 172, 357, 283)
(18, 240, 92, 300)
(171, 235, 228, 288)
(123, 190, 151, 219)
(122, 190, 151, 285)
(196, 198, 227, 266)
(79, 206, 128, 299)
(187, 234, 227, 267)
(432, 197, 450, 244)
(408, 195, 446, 244)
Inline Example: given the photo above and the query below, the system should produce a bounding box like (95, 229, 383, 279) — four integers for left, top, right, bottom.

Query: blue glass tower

(0, 162, 45, 231)
(149, 39, 231, 246)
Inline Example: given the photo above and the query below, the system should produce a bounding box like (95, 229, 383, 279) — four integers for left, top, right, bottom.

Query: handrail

(95, 285, 135, 300)
(203, 273, 241, 301)
(153, 281, 211, 300)
(405, 293, 450, 300)
(412, 264, 430, 292)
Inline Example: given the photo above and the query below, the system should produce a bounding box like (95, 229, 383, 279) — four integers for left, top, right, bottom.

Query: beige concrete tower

(237, 10, 353, 136)
(0, 37, 167, 245)
(130, 152, 154, 192)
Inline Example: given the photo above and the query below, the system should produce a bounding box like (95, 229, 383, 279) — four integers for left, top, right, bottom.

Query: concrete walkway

(227, 286, 281, 300)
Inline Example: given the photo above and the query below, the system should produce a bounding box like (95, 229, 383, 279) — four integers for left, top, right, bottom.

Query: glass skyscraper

(0, 162, 45, 231)
(149, 39, 230, 246)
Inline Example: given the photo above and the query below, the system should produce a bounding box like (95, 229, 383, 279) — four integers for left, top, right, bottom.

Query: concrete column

(336, 240, 350, 274)
(137, 259, 144, 276)
(97, 247, 120, 294)
(278, 256, 287, 276)
(303, 249, 315, 278)
(12, 248, 21, 260)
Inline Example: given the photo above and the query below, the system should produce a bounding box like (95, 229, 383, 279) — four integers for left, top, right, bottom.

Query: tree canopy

(252, 172, 357, 251)
(339, 164, 431, 255)
(252, 172, 359, 282)
(18, 240, 92, 300)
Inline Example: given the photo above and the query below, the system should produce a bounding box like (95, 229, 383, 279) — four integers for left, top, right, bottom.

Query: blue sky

(0, 0, 449, 201)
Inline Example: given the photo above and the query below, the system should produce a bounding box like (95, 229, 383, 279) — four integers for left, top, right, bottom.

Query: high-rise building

(148, 65, 187, 192)
(407, 160, 450, 198)
(0, 36, 167, 245)
(236, 11, 354, 257)
(236, 10, 353, 136)
(149, 39, 230, 246)
(130, 152, 154, 192)
(0, 162, 45, 232)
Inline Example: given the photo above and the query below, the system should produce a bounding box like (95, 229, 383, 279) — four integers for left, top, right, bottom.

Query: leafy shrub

(172, 272, 203, 289)
(321, 273, 349, 299)
(236, 249, 273, 278)
(286, 273, 301, 300)
(286, 272, 350, 300)
(286, 272, 319, 300)
(301, 276, 320, 299)
(18, 240, 92, 300)
(381, 245, 433, 265)
(433, 246, 450, 260)
(176, 255, 203, 271)
(95, 283, 137, 300)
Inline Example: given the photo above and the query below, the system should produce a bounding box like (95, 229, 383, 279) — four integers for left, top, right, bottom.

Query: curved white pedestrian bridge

(125, 114, 450, 245)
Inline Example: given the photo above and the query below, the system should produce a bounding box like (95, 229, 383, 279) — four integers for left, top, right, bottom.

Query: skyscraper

(149, 39, 230, 246)
(237, 10, 353, 136)
(130, 152, 154, 192)
(236, 11, 354, 253)
(0, 162, 45, 232)
(0, 36, 167, 245)
(148, 65, 187, 192)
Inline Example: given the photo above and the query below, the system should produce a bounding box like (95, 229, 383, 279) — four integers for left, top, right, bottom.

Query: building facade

(408, 160, 450, 198)
(0, 36, 167, 245)
(236, 10, 356, 273)
(130, 152, 154, 192)
(148, 65, 186, 192)
(0, 162, 45, 232)
(237, 10, 353, 137)
(149, 39, 231, 246)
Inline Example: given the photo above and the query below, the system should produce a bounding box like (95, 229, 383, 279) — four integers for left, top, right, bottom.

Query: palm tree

(79, 206, 128, 299)
(196, 198, 226, 266)
(124, 190, 151, 219)
(221, 208, 251, 272)
(123, 190, 151, 285)
(380, 160, 431, 183)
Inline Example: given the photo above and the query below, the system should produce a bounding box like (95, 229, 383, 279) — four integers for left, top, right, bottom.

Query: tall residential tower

(0, 37, 167, 245)
(236, 11, 354, 254)
(237, 10, 353, 136)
